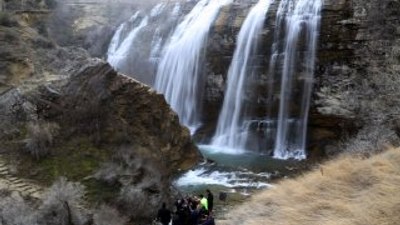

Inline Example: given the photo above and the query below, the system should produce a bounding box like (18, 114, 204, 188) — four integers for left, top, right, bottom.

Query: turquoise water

(175, 145, 307, 194)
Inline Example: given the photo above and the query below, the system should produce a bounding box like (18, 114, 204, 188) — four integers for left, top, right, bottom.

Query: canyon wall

(199, 0, 400, 156)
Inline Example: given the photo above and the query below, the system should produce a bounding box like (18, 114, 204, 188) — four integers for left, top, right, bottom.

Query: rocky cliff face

(66, 0, 399, 157)
(0, 0, 90, 95)
(314, 0, 400, 155)
(60, 61, 198, 172)
(46, 0, 163, 57)
(0, 60, 199, 222)
(198, 0, 400, 156)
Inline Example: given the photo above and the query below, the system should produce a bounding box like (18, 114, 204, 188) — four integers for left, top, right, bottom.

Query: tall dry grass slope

(220, 148, 400, 225)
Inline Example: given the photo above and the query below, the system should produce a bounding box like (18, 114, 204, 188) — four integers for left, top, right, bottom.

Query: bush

(39, 177, 88, 225)
(93, 205, 127, 225)
(42, 177, 85, 208)
(94, 147, 171, 221)
(24, 121, 59, 159)
(0, 192, 39, 225)
(118, 186, 149, 217)
(0, 178, 90, 225)
(341, 125, 400, 157)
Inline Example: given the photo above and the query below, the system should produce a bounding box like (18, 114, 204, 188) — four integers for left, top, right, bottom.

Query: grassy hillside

(220, 148, 400, 225)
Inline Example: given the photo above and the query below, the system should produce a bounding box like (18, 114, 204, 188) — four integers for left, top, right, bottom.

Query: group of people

(156, 189, 215, 225)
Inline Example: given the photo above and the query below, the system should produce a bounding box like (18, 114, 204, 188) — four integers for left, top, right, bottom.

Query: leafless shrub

(24, 122, 59, 159)
(38, 177, 88, 225)
(341, 125, 400, 157)
(94, 147, 164, 186)
(118, 186, 149, 217)
(93, 205, 127, 225)
(0, 192, 39, 225)
(0, 178, 93, 225)
(93, 162, 123, 185)
(94, 147, 170, 221)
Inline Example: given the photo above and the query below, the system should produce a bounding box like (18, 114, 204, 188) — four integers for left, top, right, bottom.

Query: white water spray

(175, 167, 272, 189)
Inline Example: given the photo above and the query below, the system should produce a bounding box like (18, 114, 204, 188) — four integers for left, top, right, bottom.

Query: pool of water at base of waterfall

(173, 144, 310, 219)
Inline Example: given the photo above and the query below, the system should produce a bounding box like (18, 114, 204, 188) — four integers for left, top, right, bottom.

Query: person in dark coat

(206, 189, 214, 213)
(157, 202, 172, 225)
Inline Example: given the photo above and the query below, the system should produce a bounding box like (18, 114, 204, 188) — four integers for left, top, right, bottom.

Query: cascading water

(154, 0, 232, 134)
(266, 0, 290, 112)
(106, 2, 182, 85)
(149, 3, 182, 67)
(107, 12, 148, 70)
(104, 0, 323, 192)
(106, 0, 322, 161)
(211, 0, 273, 153)
(107, 22, 127, 61)
(272, 0, 322, 159)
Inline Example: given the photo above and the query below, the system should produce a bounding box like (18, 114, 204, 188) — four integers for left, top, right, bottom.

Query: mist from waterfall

(211, 0, 273, 153)
(272, 0, 322, 159)
(154, 0, 232, 134)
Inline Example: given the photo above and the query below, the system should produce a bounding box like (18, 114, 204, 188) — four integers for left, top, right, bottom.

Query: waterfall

(211, 0, 273, 153)
(273, 0, 322, 159)
(266, 0, 290, 116)
(107, 23, 126, 60)
(149, 3, 182, 66)
(107, 12, 148, 71)
(105, 0, 322, 160)
(106, 2, 182, 85)
(150, 2, 166, 18)
(154, 0, 232, 134)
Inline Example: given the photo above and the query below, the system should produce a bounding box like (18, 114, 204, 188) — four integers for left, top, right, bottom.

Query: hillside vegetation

(220, 148, 400, 225)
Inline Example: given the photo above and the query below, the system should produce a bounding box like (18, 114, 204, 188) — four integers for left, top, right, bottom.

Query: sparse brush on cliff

(118, 186, 150, 218)
(94, 146, 166, 187)
(0, 191, 38, 225)
(93, 146, 173, 222)
(93, 205, 128, 225)
(24, 121, 59, 159)
(39, 177, 89, 225)
(0, 177, 88, 225)
(340, 125, 400, 157)
(220, 148, 400, 225)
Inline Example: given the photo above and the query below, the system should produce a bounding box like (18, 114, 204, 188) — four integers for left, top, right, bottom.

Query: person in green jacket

(199, 194, 208, 211)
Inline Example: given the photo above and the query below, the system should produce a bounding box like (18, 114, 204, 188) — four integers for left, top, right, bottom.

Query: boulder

(0, 60, 200, 223)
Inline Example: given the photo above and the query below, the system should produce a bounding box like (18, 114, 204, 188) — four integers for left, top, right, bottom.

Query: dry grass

(220, 148, 400, 225)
